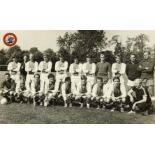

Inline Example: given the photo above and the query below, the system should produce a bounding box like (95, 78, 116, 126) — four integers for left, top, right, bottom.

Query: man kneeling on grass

(75, 75, 91, 109)
(30, 73, 44, 107)
(109, 77, 127, 112)
(15, 76, 31, 104)
(91, 77, 110, 110)
(127, 79, 152, 115)
(44, 73, 58, 107)
(61, 77, 75, 108)
(0, 73, 16, 103)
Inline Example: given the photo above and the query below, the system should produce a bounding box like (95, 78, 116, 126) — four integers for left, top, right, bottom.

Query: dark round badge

(3, 33, 17, 46)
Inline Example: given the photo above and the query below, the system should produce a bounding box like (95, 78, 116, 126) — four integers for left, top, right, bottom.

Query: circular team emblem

(3, 33, 17, 46)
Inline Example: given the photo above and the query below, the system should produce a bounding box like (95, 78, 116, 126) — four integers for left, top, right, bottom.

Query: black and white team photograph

(0, 30, 155, 123)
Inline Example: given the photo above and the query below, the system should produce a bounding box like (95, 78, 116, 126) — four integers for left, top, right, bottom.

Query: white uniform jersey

(39, 61, 52, 73)
(25, 61, 38, 73)
(69, 63, 83, 75)
(91, 83, 111, 98)
(55, 61, 68, 75)
(7, 61, 21, 83)
(82, 62, 96, 75)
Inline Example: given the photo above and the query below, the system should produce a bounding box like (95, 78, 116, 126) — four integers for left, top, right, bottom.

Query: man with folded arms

(7, 56, 21, 84)
(82, 54, 96, 91)
(55, 54, 68, 92)
(25, 53, 38, 91)
(39, 54, 52, 92)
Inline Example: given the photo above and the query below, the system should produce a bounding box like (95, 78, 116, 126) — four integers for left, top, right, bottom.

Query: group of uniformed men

(0, 51, 154, 115)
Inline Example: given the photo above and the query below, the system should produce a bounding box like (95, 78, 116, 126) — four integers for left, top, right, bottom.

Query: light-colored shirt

(7, 62, 21, 74)
(92, 83, 111, 98)
(39, 61, 52, 73)
(69, 63, 83, 75)
(55, 61, 68, 74)
(111, 63, 126, 77)
(82, 62, 96, 75)
(25, 61, 38, 73)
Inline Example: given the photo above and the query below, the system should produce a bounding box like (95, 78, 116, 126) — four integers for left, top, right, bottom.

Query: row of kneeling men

(0, 72, 154, 115)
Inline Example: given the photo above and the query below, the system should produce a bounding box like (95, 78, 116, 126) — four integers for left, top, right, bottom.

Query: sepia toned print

(0, 30, 155, 124)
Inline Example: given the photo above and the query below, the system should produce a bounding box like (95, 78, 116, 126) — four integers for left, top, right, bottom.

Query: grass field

(0, 103, 155, 124)
(0, 71, 155, 124)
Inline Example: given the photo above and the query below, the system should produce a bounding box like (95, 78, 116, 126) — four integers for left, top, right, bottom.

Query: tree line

(0, 30, 155, 71)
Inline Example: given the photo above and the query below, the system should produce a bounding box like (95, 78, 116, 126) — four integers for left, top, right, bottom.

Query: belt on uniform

(28, 71, 34, 75)
(58, 71, 65, 74)
(72, 73, 79, 76)
(42, 71, 48, 73)
(86, 73, 94, 76)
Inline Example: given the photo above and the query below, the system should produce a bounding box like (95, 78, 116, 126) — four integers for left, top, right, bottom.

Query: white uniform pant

(87, 75, 95, 90)
(10, 74, 20, 84)
(71, 75, 81, 92)
(40, 73, 48, 93)
(55, 73, 67, 91)
(26, 74, 34, 90)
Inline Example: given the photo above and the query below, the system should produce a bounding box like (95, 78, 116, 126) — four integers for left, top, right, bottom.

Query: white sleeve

(62, 61, 68, 71)
(15, 83, 20, 93)
(111, 63, 117, 74)
(120, 63, 126, 74)
(31, 82, 36, 94)
(92, 85, 97, 97)
(14, 63, 21, 72)
(90, 63, 96, 74)
(39, 61, 43, 71)
(46, 61, 52, 72)
(25, 62, 31, 72)
(121, 84, 127, 98)
(106, 84, 113, 98)
(7, 62, 12, 71)
(33, 62, 38, 72)
(55, 61, 59, 72)
(76, 63, 83, 73)
(69, 64, 74, 74)
(82, 63, 88, 74)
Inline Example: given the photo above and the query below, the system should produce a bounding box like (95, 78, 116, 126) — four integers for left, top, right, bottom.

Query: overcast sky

(0, 30, 155, 51)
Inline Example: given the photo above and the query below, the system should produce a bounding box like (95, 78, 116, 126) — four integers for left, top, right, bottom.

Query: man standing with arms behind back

(138, 51, 155, 96)
(96, 53, 111, 81)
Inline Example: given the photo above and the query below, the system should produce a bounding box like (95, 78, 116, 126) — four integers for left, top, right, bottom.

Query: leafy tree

(6, 45, 22, 64)
(29, 47, 43, 63)
(57, 30, 107, 63)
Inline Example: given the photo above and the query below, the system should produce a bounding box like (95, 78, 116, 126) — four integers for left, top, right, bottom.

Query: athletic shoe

(110, 108, 115, 112)
(128, 110, 135, 114)
(86, 103, 90, 109)
(80, 103, 84, 108)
